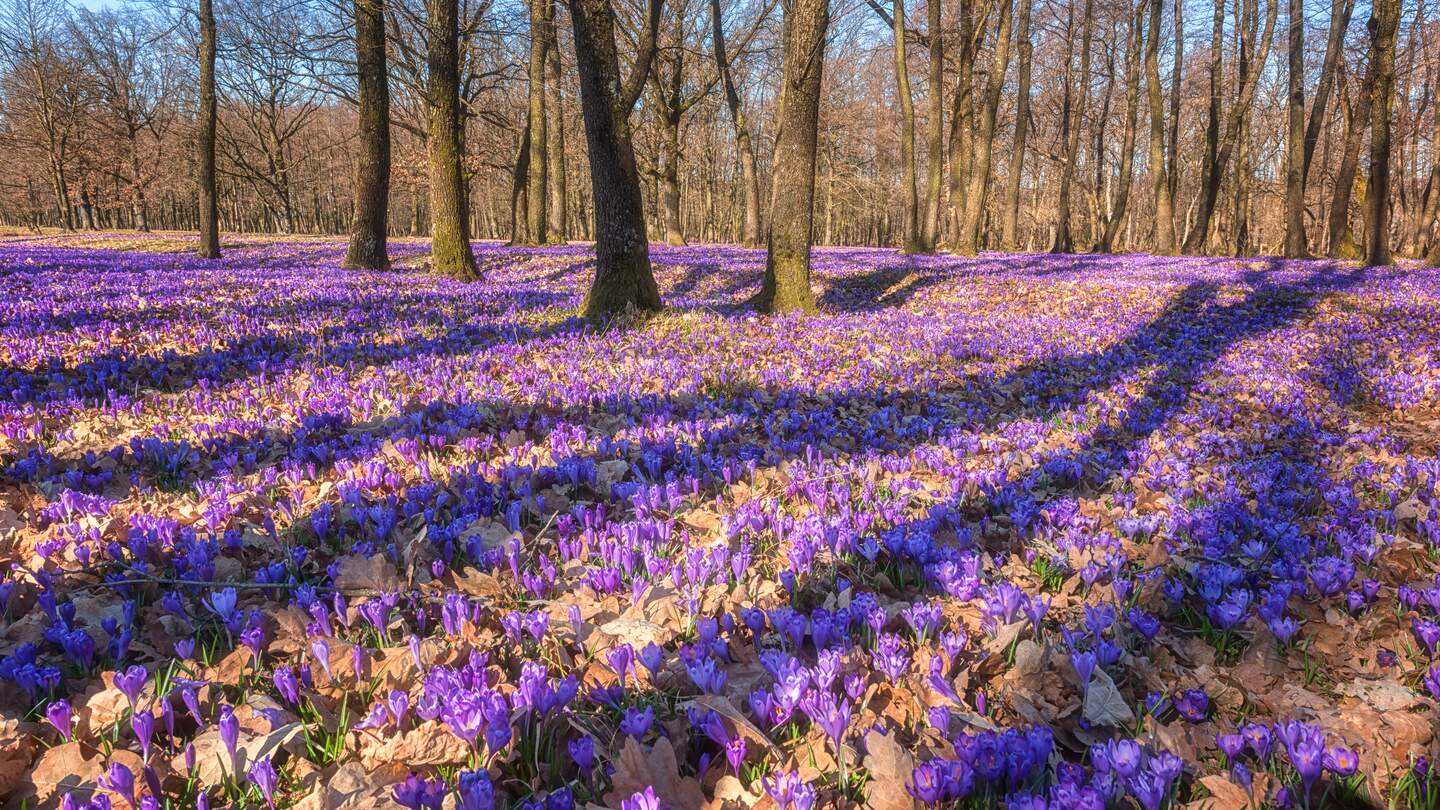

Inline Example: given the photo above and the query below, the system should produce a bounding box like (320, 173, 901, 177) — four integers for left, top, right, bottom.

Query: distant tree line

(0, 0, 1430, 313)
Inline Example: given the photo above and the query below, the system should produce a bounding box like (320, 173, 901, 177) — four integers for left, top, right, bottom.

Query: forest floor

(0, 233, 1438, 810)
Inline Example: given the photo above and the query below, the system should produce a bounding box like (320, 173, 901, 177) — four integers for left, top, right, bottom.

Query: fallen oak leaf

(1081, 668, 1134, 728)
(177, 721, 305, 783)
(861, 728, 921, 810)
(1194, 774, 1253, 810)
(605, 736, 706, 810)
(333, 554, 403, 594)
(357, 721, 470, 769)
(683, 694, 779, 755)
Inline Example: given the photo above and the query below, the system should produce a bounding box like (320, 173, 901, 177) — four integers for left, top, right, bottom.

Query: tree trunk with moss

(1144, 0, 1176, 254)
(1282, 0, 1307, 258)
(426, 0, 478, 280)
(999, 0, 1031, 250)
(570, 0, 663, 316)
(344, 0, 391, 270)
(1050, 0, 1093, 254)
(197, 0, 221, 259)
(956, 0, 1013, 255)
(920, 0, 944, 251)
(523, 0, 549, 246)
(544, 0, 568, 243)
(758, 0, 829, 313)
(1329, 64, 1371, 259)
(711, 0, 762, 248)
(1365, 0, 1399, 266)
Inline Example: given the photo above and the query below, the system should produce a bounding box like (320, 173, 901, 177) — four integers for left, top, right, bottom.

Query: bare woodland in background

(0, 0, 1431, 270)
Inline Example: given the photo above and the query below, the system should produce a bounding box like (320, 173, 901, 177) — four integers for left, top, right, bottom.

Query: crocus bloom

(99, 761, 136, 807)
(619, 787, 660, 810)
(218, 705, 240, 762)
(248, 757, 278, 808)
(393, 774, 445, 810)
(47, 699, 72, 740)
(457, 771, 496, 810)
(115, 665, 147, 711)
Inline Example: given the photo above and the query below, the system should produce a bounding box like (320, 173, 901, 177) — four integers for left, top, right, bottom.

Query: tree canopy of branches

(0, 0, 1434, 272)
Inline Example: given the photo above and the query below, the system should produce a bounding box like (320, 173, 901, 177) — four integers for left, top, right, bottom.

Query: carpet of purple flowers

(1, 232, 1439, 810)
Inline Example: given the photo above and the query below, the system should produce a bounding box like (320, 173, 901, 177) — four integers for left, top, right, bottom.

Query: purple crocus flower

(272, 666, 300, 706)
(1325, 745, 1359, 777)
(568, 735, 594, 774)
(618, 787, 660, 810)
(619, 705, 654, 739)
(718, 733, 745, 775)
(457, 770, 495, 810)
(218, 705, 240, 762)
(908, 760, 947, 805)
(132, 711, 155, 763)
(247, 756, 278, 808)
(115, 665, 147, 711)
(99, 761, 136, 807)
(1175, 689, 1209, 722)
(47, 699, 72, 740)
(392, 773, 445, 810)
(606, 643, 635, 686)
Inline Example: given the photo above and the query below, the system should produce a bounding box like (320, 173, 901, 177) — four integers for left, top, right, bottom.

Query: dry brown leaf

(605, 736, 706, 810)
(860, 729, 921, 810)
(703, 774, 768, 810)
(5, 741, 116, 810)
(597, 617, 676, 650)
(686, 694, 779, 755)
(357, 721, 470, 769)
(0, 717, 40, 797)
(1195, 775, 1253, 810)
(178, 721, 305, 783)
(451, 567, 505, 598)
(333, 554, 403, 593)
(1082, 668, 1134, 728)
(293, 761, 411, 810)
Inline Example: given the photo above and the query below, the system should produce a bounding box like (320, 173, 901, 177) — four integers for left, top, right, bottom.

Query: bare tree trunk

(1182, 0, 1274, 253)
(1282, 0, 1306, 257)
(1365, 0, 1400, 266)
(956, 0, 1013, 255)
(1099, 0, 1143, 253)
(427, 0, 479, 279)
(545, 0, 568, 243)
(891, 0, 923, 253)
(945, 0, 977, 245)
(759, 0, 829, 312)
(344, 0, 392, 270)
(523, 0, 550, 245)
(1145, 0, 1176, 253)
(79, 185, 97, 230)
(1304, 0, 1355, 179)
(197, 0, 221, 258)
(999, 0, 1032, 249)
(1329, 60, 1371, 258)
(711, 0, 762, 247)
(659, 109, 686, 245)
(1233, 0, 1256, 256)
(1188, 0, 1224, 254)
(920, 0, 944, 250)
(570, 0, 663, 315)
(1052, 0, 1094, 254)
(1166, 0, 1182, 212)
(510, 120, 531, 244)
(128, 130, 150, 232)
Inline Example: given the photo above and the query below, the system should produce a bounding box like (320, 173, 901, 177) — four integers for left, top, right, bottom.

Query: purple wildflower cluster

(0, 236, 1437, 809)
